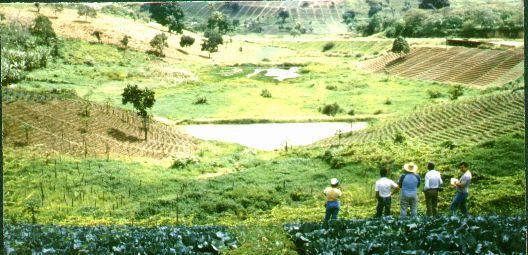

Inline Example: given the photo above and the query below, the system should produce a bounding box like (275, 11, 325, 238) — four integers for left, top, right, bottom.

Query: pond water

(246, 67, 300, 81)
(183, 122, 367, 151)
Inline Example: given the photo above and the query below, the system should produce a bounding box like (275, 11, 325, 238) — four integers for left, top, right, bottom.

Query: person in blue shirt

(398, 162, 421, 217)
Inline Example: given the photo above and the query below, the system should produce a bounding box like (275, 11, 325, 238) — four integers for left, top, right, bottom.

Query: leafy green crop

(4, 224, 237, 254)
(284, 216, 526, 254)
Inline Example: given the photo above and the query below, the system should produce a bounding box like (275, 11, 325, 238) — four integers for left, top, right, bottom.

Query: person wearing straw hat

(323, 178, 342, 222)
(398, 162, 421, 217)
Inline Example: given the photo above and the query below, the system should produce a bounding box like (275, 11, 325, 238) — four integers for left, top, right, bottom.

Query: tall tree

(391, 36, 410, 53)
(146, 3, 185, 34)
(121, 85, 156, 141)
(201, 29, 223, 58)
(30, 15, 56, 45)
(207, 11, 231, 35)
(278, 9, 290, 24)
(419, 0, 450, 9)
(77, 5, 97, 21)
(53, 3, 64, 16)
(92, 30, 103, 43)
(150, 33, 168, 57)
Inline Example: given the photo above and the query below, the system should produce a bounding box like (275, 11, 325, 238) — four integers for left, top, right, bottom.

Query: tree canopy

(150, 33, 168, 57)
(201, 29, 223, 57)
(30, 15, 56, 45)
(146, 3, 185, 34)
(121, 84, 156, 140)
(391, 36, 410, 53)
(419, 0, 450, 9)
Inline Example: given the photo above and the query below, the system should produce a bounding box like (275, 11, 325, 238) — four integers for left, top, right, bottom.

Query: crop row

(362, 47, 524, 86)
(4, 224, 237, 254)
(3, 97, 197, 159)
(321, 91, 524, 146)
(284, 216, 526, 254)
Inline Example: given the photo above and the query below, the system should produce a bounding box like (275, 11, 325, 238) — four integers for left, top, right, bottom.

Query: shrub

(325, 85, 337, 90)
(427, 89, 442, 99)
(171, 155, 199, 168)
(391, 36, 410, 53)
(384, 98, 392, 105)
(150, 33, 168, 57)
(440, 140, 457, 149)
(30, 15, 56, 45)
(320, 103, 342, 116)
(193, 96, 207, 104)
(419, 0, 450, 9)
(179, 35, 195, 47)
(120, 35, 130, 49)
(448, 84, 464, 100)
(260, 89, 272, 98)
(91, 30, 103, 43)
(322, 42, 335, 52)
(393, 131, 406, 143)
(347, 109, 355, 116)
(373, 109, 383, 115)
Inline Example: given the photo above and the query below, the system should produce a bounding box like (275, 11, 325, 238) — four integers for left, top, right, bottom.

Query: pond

(183, 122, 367, 151)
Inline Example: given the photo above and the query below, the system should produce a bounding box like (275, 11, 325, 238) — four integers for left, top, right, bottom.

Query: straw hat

(403, 162, 418, 173)
(330, 178, 339, 185)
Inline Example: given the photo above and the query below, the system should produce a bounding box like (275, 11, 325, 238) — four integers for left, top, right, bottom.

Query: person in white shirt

(423, 162, 443, 216)
(375, 167, 399, 217)
(451, 162, 472, 216)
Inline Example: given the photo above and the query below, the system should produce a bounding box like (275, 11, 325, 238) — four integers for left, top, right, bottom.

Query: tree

(207, 11, 230, 35)
(419, 0, 450, 9)
(201, 29, 223, 58)
(448, 85, 464, 100)
(368, 3, 382, 17)
(232, 19, 240, 28)
(21, 123, 32, 145)
(121, 84, 156, 141)
(391, 36, 410, 53)
(180, 35, 195, 47)
(146, 3, 185, 34)
(150, 33, 168, 57)
(120, 35, 130, 49)
(92, 30, 103, 43)
(30, 15, 56, 45)
(278, 9, 290, 24)
(290, 28, 301, 37)
(34, 2, 40, 13)
(342, 10, 356, 24)
(77, 5, 97, 21)
(53, 3, 64, 16)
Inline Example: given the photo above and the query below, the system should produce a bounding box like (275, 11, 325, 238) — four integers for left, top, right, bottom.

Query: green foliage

(322, 42, 335, 52)
(146, 3, 185, 34)
(285, 216, 526, 254)
(52, 3, 64, 16)
(391, 36, 410, 54)
(77, 5, 97, 21)
(30, 15, 56, 46)
(121, 84, 155, 140)
(91, 30, 103, 44)
(150, 33, 168, 57)
(427, 89, 442, 99)
(320, 103, 342, 116)
(4, 224, 237, 254)
(260, 89, 272, 98)
(347, 109, 355, 116)
(172, 155, 200, 169)
(201, 29, 223, 57)
(277, 9, 290, 24)
(342, 10, 356, 25)
(393, 131, 405, 143)
(194, 96, 208, 105)
(207, 11, 231, 35)
(384, 98, 392, 105)
(419, 0, 450, 9)
(325, 84, 337, 91)
(367, 2, 382, 17)
(448, 85, 464, 100)
(120, 35, 130, 49)
(180, 35, 195, 48)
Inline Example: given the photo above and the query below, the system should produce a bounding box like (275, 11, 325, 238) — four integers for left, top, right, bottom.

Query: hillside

(319, 91, 524, 146)
(360, 47, 524, 87)
(2, 89, 197, 159)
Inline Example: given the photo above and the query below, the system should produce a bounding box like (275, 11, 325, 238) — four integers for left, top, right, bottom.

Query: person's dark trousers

(424, 189, 439, 216)
(375, 196, 391, 217)
(324, 201, 340, 222)
(450, 191, 468, 216)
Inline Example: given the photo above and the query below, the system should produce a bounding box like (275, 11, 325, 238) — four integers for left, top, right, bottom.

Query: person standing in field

(399, 163, 420, 217)
(375, 167, 399, 217)
(323, 178, 342, 222)
(450, 162, 472, 216)
(423, 162, 443, 216)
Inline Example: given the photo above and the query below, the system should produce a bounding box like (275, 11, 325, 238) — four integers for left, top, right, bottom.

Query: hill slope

(360, 47, 524, 87)
(319, 91, 525, 146)
(2, 90, 197, 159)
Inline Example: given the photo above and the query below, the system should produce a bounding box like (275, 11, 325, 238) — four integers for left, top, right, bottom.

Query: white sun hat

(403, 162, 418, 173)
(330, 178, 339, 185)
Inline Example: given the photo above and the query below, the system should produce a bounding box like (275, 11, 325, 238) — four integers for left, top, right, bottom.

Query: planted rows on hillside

(2, 89, 197, 159)
(285, 216, 526, 254)
(361, 47, 524, 86)
(321, 91, 524, 146)
(4, 224, 237, 254)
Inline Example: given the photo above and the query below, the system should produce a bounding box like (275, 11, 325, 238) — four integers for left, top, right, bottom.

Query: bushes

(193, 96, 208, 105)
(325, 84, 337, 91)
(427, 89, 443, 99)
(448, 85, 464, 100)
(391, 36, 410, 54)
(322, 42, 335, 52)
(320, 103, 342, 116)
(260, 89, 272, 98)
(180, 35, 195, 48)
(171, 155, 199, 168)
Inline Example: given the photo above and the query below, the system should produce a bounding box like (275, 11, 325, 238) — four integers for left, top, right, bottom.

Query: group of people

(323, 162, 472, 222)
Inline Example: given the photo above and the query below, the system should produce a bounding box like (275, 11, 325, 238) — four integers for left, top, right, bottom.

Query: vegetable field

(285, 216, 526, 254)
(4, 224, 237, 254)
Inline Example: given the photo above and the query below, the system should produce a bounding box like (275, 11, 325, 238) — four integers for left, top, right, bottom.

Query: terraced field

(360, 47, 524, 87)
(2, 91, 197, 159)
(319, 91, 525, 145)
